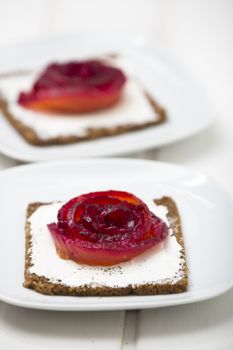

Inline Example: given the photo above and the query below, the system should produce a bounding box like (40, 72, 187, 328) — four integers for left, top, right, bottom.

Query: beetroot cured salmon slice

(18, 60, 127, 113)
(48, 190, 168, 266)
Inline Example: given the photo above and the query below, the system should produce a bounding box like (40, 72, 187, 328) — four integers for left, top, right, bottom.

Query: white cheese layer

(28, 200, 184, 288)
(0, 60, 159, 140)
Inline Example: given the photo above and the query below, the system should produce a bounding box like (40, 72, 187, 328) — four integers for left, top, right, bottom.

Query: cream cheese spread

(28, 199, 184, 288)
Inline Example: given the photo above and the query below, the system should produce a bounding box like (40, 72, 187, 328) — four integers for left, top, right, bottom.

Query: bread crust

(24, 197, 188, 296)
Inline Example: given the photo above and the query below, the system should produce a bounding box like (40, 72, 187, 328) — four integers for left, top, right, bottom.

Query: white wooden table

(0, 1, 232, 349)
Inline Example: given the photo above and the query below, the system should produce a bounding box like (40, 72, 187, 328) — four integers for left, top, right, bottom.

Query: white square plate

(0, 158, 232, 310)
(0, 34, 213, 162)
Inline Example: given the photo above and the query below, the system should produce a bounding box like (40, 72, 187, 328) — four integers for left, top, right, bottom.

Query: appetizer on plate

(24, 190, 188, 296)
(0, 56, 166, 146)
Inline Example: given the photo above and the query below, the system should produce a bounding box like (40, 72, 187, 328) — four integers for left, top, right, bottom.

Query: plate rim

(1, 282, 233, 311)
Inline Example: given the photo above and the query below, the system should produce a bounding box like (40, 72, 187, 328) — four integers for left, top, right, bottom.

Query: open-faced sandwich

(24, 190, 188, 296)
(0, 56, 166, 146)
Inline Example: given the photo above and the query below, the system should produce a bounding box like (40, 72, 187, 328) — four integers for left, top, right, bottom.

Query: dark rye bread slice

(24, 197, 188, 296)
(0, 91, 166, 146)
